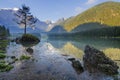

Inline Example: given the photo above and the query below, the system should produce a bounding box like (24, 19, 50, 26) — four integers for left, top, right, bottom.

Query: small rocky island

(20, 34, 40, 43)
(12, 34, 40, 45)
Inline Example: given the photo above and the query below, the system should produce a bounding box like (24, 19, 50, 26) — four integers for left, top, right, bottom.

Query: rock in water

(72, 60, 84, 74)
(67, 57, 84, 74)
(26, 47, 33, 54)
(83, 45, 119, 75)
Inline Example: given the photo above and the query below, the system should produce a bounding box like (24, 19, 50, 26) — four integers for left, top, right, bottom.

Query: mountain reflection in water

(0, 37, 120, 80)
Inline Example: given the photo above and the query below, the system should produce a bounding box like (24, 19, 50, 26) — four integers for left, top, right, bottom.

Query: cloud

(75, 7, 84, 14)
(86, 0, 97, 5)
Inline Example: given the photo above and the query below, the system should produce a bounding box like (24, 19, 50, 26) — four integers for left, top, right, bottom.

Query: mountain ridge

(49, 25, 66, 33)
(0, 8, 49, 33)
(60, 1, 120, 32)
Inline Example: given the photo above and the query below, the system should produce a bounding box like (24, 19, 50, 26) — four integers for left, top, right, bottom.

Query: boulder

(83, 45, 119, 75)
(11, 37, 21, 44)
(72, 60, 84, 74)
(26, 47, 34, 54)
(68, 58, 84, 74)
(68, 57, 75, 61)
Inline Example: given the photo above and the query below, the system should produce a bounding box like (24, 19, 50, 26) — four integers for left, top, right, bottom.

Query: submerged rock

(11, 37, 21, 44)
(83, 45, 119, 75)
(68, 57, 84, 74)
(72, 60, 84, 74)
(68, 57, 75, 61)
(26, 47, 34, 54)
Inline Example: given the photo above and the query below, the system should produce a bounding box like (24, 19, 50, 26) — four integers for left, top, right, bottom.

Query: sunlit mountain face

(0, 8, 50, 33)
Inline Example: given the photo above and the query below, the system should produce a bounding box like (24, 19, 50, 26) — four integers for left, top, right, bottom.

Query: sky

(0, 0, 120, 22)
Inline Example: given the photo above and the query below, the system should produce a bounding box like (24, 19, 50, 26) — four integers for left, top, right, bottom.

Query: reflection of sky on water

(0, 38, 120, 80)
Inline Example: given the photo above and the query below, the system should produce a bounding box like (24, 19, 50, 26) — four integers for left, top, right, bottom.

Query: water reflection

(0, 37, 120, 80)
(48, 38, 120, 60)
(48, 37, 120, 49)
(48, 39, 66, 49)
(104, 48, 120, 61)
(48, 38, 120, 72)
(71, 38, 120, 49)
(60, 42, 84, 60)
(20, 41, 39, 47)
(20, 41, 40, 55)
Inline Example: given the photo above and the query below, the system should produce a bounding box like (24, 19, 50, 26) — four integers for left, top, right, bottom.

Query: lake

(0, 37, 120, 80)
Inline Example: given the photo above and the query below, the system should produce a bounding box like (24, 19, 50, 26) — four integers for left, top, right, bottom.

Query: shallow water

(0, 37, 120, 80)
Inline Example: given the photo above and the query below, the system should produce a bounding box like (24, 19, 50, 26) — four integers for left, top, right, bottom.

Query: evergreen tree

(6, 28, 10, 36)
(15, 4, 37, 34)
(0, 25, 10, 38)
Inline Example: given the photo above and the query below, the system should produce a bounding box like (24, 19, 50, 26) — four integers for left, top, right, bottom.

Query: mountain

(0, 8, 49, 33)
(71, 22, 108, 32)
(60, 1, 120, 32)
(45, 20, 52, 24)
(46, 18, 65, 32)
(49, 25, 66, 33)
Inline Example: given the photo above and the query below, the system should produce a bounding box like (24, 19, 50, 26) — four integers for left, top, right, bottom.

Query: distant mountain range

(48, 1, 120, 37)
(1, 1, 120, 35)
(46, 18, 65, 32)
(0, 8, 50, 33)
(58, 1, 120, 32)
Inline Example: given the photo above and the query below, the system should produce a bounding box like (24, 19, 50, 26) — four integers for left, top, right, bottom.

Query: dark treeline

(0, 25, 10, 39)
(48, 27, 120, 38)
(71, 27, 120, 38)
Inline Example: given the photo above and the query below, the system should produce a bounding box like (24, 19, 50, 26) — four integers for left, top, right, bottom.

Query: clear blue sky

(0, 0, 120, 22)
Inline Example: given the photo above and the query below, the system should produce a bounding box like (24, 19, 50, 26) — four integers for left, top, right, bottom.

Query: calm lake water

(0, 37, 120, 80)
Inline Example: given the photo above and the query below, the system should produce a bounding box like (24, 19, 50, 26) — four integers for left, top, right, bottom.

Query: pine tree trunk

(24, 25, 26, 34)
(24, 13, 27, 34)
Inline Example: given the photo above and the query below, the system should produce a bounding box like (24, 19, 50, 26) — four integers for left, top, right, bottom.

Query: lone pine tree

(15, 4, 37, 34)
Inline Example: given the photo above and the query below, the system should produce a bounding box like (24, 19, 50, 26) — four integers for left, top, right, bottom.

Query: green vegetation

(0, 40, 8, 59)
(0, 60, 6, 63)
(20, 34, 40, 43)
(0, 40, 9, 49)
(71, 22, 106, 32)
(0, 40, 9, 57)
(20, 55, 31, 60)
(0, 53, 6, 59)
(48, 2, 120, 38)
(0, 40, 14, 72)
(60, 1, 120, 31)
(0, 52, 13, 72)
(15, 5, 37, 34)
(49, 24, 120, 38)
(19, 34, 40, 47)
(0, 63, 13, 72)
(71, 27, 120, 37)
(0, 25, 10, 38)
(0, 50, 5, 53)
